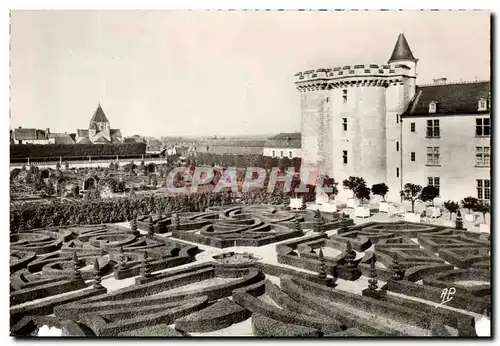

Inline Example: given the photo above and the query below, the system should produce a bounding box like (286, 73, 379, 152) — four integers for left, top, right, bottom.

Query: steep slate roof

(77, 136, 92, 144)
(94, 136, 111, 144)
(89, 104, 109, 124)
(48, 132, 75, 144)
(388, 33, 417, 63)
(403, 81, 490, 116)
(264, 139, 301, 149)
(54, 134, 75, 144)
(110, 129, 122, 138)
(14, 128, 47, 141)
(77, 129, 89, 138)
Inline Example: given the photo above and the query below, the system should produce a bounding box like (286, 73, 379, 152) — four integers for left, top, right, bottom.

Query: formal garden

(9, 150, 492, 337)
(10, 196, 490, 337)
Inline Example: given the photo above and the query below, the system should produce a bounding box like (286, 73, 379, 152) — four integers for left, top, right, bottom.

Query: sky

(10, 10, 490, 137)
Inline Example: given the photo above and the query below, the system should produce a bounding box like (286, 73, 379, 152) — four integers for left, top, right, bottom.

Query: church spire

(90, 103, 109, 124)
(388, 33, 417, 63)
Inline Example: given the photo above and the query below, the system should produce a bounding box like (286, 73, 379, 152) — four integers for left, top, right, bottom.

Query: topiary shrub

(371, 183, 389, 202)
(400, 183, 422, 213)
(443, 201, 459, 220)
(461, 197, 479, 215)
(421, 185, 440, 205)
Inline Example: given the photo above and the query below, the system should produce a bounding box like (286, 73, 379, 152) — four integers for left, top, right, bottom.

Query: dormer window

(429, 102, 437, 114)
(478, 98, 488, 111)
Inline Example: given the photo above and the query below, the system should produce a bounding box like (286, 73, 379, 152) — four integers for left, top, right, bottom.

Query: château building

(295, 33, 490, 203)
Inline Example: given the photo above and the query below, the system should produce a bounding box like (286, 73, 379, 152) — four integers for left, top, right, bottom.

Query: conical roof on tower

(90, 103, 109, 124)
(388, 33, 417, 63)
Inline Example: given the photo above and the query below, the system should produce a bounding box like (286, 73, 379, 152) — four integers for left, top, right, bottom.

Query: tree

(319, 176, 339, 199)
(421, 185, 440, 205)
(355, 185, 371, 205)
(461, 197, 479, 214)
(371, 183, 389, 202)
(474, 201, 490, 223)
(342, 176, 367, 199)
(400, 183, 422, 213)
(443, 201, 459, 220)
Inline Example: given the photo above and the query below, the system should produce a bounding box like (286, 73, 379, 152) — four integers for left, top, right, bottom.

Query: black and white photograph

(7, 8, 492, 338)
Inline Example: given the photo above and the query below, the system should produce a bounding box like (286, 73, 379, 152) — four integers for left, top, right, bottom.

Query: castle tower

(388, 33, 418, 99)
(385, 34, 418, 201)
(295, 34, 417, 203)
(296, 71, 333, 178)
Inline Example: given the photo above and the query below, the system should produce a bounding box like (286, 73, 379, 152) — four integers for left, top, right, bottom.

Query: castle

(296, 34, 490, 203)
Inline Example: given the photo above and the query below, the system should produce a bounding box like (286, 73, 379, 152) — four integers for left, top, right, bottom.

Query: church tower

(89, 103, 111, 139)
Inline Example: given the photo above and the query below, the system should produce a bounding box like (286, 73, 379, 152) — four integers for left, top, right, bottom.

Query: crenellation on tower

(295, 64, 414, 90)
(297, 34, 418, 202)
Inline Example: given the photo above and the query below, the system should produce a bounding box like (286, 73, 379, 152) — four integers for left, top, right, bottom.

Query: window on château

(477, 179, 490, 201)
(396, 141, 399, 152)
(478, 98, 487, 111)
(289, 151, 293, 158)
(342, 118, 347, 131)
(426, 147, 440, 165)
(476, 118, 490, 136)
(429, 102, 437, 113)
(411, 152, 415, 162)
(428, 177, 440, 195)
(396, 114, 399, 124)
(342, 150, 348, 164)
(280, 151, 283, 158)
(426, 120, 440, 137)
(342, 89, 347, 104)
(411, 122, 416, 132)
(272, 150, 275, 157)
(396, 167, 399, 178)
(475, 146, 490, 167)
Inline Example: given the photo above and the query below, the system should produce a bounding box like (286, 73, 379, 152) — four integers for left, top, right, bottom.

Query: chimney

(433, 78, 447, 85)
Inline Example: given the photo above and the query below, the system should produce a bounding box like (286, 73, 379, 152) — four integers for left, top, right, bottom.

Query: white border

(2, 2, 497, 345)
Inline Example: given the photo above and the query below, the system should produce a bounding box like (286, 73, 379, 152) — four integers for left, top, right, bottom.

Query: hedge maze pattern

(10, 208, 490, 337)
